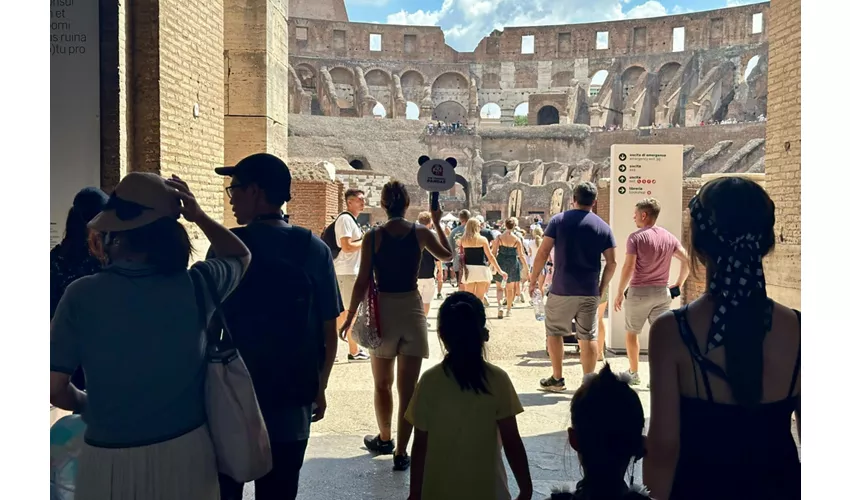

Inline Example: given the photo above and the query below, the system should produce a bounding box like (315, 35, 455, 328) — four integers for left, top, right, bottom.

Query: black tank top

(374, 225, 421, 293)
(418, 248, 437, 279)
(670, 304, 801, 500)
(463, 246, 486, 266)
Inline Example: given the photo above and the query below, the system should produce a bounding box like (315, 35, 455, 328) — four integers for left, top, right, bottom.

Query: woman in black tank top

(644, 177, 801, 499)
(339, 181, 453, 472)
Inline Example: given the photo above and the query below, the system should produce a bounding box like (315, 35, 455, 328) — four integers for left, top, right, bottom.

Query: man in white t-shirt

(335, 189, 369, 361)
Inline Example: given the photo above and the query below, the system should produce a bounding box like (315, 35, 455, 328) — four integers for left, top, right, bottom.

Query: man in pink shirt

(614, 198, 690, 386)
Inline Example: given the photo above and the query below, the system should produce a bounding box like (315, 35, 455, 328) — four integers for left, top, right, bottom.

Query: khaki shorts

(337, 274, 357, 311)
(370, 291, 429, 359)
(417, 278, 436, 304)
(545, 294, 599, 341)
(624, 286, 671, 333)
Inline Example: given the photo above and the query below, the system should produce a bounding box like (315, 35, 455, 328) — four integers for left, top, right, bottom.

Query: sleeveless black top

(374, 225, 421, 293)
(463, 246, 487, 266)
(670, 303, 801, 500)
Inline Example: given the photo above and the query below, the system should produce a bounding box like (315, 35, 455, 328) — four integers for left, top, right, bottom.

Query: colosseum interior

(286, 0, 770, 224)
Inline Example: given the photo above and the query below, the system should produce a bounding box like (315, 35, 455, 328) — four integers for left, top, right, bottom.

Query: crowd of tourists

(424, 121, 476, 136)
(50, 152, 801, 500)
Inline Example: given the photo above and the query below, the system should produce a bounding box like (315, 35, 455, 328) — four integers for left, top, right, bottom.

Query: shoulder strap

(194, 264, 234, 348)
(788, 309, 802, 398)
(673, 305, 720, 402)
(190, 268, 207, 329)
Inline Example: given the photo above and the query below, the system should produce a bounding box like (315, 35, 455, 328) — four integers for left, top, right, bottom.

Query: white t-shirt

(334, 213, 362, 276)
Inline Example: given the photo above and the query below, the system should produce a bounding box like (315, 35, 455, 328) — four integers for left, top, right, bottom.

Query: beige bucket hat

(87, 172, 182, 232)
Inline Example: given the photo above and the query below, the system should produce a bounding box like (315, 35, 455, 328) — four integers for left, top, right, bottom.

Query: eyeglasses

(225, 184, 244, 198)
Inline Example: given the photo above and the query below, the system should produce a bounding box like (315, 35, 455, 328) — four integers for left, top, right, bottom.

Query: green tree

(514, 115, 528, 126)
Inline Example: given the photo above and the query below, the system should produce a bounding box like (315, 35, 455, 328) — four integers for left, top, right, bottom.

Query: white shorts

(464, 265, 493, 284)
(417, 278, 436, 304)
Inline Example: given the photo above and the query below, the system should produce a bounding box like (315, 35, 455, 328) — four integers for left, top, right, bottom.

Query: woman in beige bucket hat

(49, 173, 251, 500)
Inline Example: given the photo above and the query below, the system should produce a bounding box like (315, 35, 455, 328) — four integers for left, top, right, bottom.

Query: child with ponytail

(406, 292, 532, 500)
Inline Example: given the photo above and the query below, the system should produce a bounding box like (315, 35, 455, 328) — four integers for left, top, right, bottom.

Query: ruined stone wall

(763, 0, 801, 309)
(289, 0, 348, 22)
(336, 170, 393, 209)
(289, 3, 769, 126)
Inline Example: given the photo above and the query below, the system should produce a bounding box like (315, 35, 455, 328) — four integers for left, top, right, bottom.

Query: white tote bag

(193, 267, 273, 483)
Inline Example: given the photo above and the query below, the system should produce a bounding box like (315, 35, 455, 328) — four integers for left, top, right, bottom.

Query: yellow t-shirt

(405, 362, 524, 500)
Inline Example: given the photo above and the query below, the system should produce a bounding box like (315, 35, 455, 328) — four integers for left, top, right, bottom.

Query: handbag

(193, 266, 273, 483)
(351, 229, 383, 349)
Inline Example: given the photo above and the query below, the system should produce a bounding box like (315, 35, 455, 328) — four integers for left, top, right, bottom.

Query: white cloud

(385, 0, 683, 51)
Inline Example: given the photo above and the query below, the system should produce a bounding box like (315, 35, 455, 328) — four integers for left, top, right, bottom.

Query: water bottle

(531, 290, 546, 321)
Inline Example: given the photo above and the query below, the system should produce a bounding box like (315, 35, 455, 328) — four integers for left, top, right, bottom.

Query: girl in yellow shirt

(405, 292, 532, 500)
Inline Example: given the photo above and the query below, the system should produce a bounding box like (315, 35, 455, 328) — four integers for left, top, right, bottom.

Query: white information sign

(608, 145, 684, 352)
(51, 0, 101, 247)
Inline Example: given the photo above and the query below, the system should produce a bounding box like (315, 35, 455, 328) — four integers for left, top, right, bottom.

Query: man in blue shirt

(530, 182, 617, 391)
(211, 153, 343, 500)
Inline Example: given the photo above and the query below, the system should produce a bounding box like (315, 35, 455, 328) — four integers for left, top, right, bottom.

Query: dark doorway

(537, 105, 560, 125)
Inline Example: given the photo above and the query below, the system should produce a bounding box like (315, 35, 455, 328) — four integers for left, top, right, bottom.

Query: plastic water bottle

(531, 290, 546, 321)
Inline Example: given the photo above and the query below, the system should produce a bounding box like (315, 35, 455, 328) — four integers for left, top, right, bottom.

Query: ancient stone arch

(537, 105, 560, 125)
(432, 72, 470, 111)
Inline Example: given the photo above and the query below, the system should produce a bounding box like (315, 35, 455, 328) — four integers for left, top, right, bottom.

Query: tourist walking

(333, 189, 370, 361)
(212, 154, 343, 500)
(50, 187, 109, 391)
(50, 172, 251, 500)
(530, 182, 617, 390)
(644, 177, 801, 500)
(492, 218, 529, 319)
(338, 181, 452, 472)
(459, 218, 507, 303)
(417, 212, 439, 316)
(407, 292, 532, 500)
(613, 198, 690, 386)
(448, 210, 471, 292)
(546, 365, 650, 500)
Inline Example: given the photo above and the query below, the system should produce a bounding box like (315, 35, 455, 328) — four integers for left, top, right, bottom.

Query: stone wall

(763, 0, 801, 309)
(336, 170, 392, 210)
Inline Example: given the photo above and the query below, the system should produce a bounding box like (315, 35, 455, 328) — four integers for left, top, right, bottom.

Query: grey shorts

(337, 274, 357, 311)
(545, 294, 600, 341)
(624, 286, 672, 333)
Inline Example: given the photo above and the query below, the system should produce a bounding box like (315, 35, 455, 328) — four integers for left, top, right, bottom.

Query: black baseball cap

(215, 153, 292, 203)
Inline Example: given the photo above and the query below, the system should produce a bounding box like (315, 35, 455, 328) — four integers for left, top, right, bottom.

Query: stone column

(223, 0, 289, 226)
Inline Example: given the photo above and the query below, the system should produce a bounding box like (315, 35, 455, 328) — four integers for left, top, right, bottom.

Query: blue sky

(345, 0, 766, 52)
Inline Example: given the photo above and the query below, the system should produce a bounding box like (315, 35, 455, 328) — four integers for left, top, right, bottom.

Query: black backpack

(210, 224, 324, 409)
(320, 212, 357, 260)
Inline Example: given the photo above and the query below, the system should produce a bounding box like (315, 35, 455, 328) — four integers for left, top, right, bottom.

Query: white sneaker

(505, 309, 512, 317)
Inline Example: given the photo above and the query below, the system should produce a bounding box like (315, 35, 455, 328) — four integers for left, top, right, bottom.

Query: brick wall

(288, 181, 339, 234)
(763, 0, 801, 309)
(158, 0, 226, 258)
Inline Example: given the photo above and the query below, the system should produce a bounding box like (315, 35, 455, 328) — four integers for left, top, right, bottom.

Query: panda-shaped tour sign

(417, 155, 458, 211)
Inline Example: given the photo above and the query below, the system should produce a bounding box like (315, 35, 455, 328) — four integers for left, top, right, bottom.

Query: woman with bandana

(643, 177, 800, 500)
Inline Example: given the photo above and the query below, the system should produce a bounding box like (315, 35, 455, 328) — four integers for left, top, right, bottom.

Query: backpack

(215, 224, 323, 409)
(320, 212, 357, 260)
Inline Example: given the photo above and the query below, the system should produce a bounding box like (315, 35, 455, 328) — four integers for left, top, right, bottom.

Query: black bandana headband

(688, 195, 771, 352)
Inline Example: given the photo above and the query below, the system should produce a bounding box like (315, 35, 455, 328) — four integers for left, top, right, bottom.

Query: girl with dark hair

(644, 176, 801, 500)
(50, 173, 252, 500)
(51, 187, 109, 319)
(407, 292, 532, 500)
(548, 364, 650, 500)
(50, 187, 109, 391)
(340, 180, 453, 472)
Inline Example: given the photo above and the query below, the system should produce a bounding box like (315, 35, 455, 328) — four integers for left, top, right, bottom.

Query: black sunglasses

(225, 184, 244, 198)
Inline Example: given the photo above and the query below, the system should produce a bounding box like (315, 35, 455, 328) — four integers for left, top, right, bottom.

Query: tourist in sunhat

(49, 172, 251, 500)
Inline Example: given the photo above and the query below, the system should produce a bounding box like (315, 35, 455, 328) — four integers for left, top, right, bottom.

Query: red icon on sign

(652, 180, 656, 184)
(647, 191, 652, 196)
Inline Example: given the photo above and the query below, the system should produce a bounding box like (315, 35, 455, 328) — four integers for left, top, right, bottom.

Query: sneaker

(519, 294, 526, 303)
(364, 435, 395, 455)
(540, 376, 566, 392)
(623, 371, 641, 386)
(498, 309, 504, 319)
(437, 293, 443, 299)
(348, 351, 370, 362)
(505, 309, 512, 318)
(393, 454, 411, 471)
(482, 296, 490, 307)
